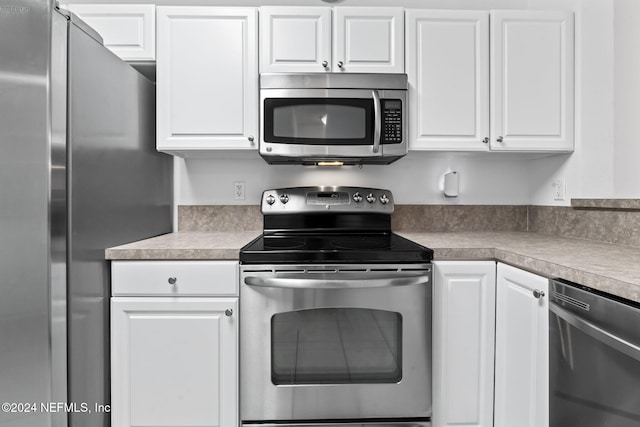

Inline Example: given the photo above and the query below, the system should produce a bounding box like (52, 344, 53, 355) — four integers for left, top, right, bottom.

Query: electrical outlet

(553, 179, 566, 201)
(233, 181, 245, 200)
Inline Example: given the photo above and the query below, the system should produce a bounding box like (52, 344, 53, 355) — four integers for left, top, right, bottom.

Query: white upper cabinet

(407, 10, 489, 151)
(156, 7, 258, 155)
(494, 263, 549, 427)
(67, 4, 156, 61)
(334, 8, 404, 73)
(260, 6, 404, 73)
(260, 7, 331, 73)
(491, 11, 574, 151)
(407, 9, 574, 152)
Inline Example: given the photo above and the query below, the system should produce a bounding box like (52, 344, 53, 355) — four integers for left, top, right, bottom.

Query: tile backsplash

(178, 205, 262, 232)
(179, 200, 640, 248)
(391, 205, 528, 232)
(528, 204, 640, 248)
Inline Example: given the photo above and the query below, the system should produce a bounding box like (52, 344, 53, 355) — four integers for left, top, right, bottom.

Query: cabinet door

(495, 263, 548, 427)
(490, 11, 574, 151)
(260, 7, 331, 73)
(67, 4, 156, 61)
(156, 7, 257, 154)
(433, 261, 496, 427)
(406, 10, 489, 150)
(111, 297, 238, 427)
(334, 7, 404, 73)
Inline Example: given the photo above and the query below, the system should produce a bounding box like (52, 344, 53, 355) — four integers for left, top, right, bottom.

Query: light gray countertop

(106, 231, 640, 303)
(106, 231, 260, 261)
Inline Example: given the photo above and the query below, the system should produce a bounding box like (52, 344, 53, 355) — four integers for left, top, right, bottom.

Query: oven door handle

(372, 90, 381, 154)
(550, 303, 640, 363)
(244, 273, 430, 289)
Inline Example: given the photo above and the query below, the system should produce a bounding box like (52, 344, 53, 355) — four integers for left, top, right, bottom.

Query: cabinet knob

(248, 135, 254, 142)
(533, 289, 545, 299)
(482, 137, 489, 144)
(497, 136, 504, 143)
(225, 309, 233, 317)
(168, 277, 177, 286)
(322, 60, 328, 68)
(337, 61, 344, 68)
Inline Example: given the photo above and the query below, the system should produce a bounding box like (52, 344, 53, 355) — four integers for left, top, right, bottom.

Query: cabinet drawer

(112, 261, 238, 296)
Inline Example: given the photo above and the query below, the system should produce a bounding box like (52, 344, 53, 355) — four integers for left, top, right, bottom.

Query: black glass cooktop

(240, 232, 433, 264)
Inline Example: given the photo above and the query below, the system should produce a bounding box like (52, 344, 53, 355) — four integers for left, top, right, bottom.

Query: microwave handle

(372, 90, 381, 153)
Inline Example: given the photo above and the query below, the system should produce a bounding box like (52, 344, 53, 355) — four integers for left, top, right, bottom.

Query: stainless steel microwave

(259, 73, 408, 165)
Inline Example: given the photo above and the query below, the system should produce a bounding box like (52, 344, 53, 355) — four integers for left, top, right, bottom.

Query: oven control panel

(261, 186, 394, 214)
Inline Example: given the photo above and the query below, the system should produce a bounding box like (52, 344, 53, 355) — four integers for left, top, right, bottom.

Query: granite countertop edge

(106, 231, 640, 303)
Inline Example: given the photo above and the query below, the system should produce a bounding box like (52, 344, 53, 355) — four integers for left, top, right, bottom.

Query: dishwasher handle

(244, 273, 430, 289)
(550, 303, 640, 363)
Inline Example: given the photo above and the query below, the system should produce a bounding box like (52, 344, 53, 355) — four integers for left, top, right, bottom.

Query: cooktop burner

(262, 236, 307, 250)
(329, 235, 391, 250)
(240, 186, 433, 265)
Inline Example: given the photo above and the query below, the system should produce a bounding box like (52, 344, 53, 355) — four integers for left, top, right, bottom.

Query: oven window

(263, 98, 373, 145)
(271, 308, 402, 385)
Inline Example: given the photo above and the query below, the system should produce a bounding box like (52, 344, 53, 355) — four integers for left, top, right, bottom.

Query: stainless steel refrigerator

(0, 1, 173, 426)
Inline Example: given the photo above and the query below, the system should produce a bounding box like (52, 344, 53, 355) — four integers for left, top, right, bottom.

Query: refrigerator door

(66, 16, 173, 427)
(0, 3, 68, 427)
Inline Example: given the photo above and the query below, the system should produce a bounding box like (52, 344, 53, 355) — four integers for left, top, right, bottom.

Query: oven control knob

(366, 193, 376, 203)
(352, 192, 363, 203)
(379, 194, 390, 205)
(279, 194, 290, 204)
(266, 194, 276, 205)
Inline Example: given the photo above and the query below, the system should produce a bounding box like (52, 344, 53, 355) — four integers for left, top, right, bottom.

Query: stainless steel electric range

(240, 186, 433, 427)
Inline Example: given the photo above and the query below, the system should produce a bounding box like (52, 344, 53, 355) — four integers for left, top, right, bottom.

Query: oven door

(240, 265, 432, 422)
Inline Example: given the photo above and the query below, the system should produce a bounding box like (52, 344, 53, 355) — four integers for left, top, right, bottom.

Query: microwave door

(260, 89, 386, 163)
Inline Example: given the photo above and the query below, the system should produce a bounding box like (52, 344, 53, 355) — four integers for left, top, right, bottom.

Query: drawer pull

(225, 309, 233, 317)
(168, 277, 177, 286)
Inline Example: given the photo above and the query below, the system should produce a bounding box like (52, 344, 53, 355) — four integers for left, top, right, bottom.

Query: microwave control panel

(382, 99, 403, 144)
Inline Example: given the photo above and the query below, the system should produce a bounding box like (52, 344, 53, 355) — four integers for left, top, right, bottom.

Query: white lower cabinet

(111, 261, 239, 427)
(495, 262, 549, 427)
(433, 261, 496, 427)
(434, 261, 549, 427)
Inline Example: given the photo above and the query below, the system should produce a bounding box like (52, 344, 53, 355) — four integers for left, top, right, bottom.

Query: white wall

(528, 0, 640, 203)
(176, 152, 532, 205)
(614, 0, 640, 198)
(527, 0, 615, 205)
(73, 0, 628, 206)
(166, 0, 560, 207)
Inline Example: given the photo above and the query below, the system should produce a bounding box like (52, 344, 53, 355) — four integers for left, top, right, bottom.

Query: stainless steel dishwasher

(549, 279, 640, 427)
